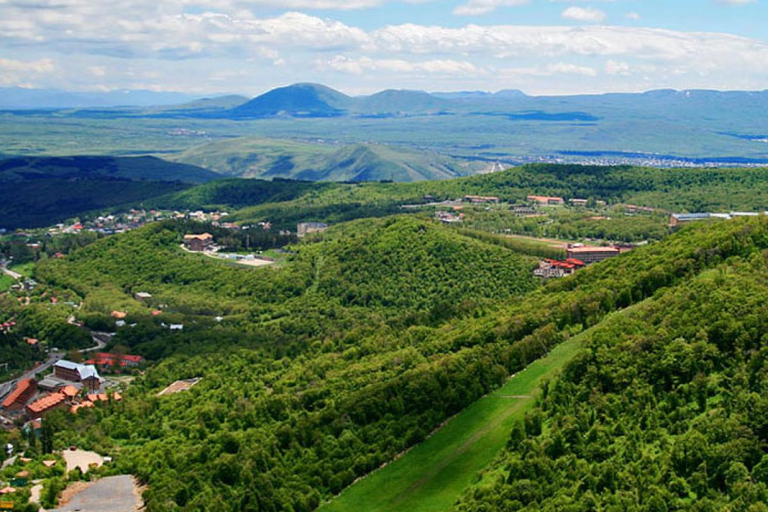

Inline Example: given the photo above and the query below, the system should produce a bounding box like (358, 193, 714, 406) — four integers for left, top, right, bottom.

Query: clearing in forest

(320, 329, 584, 512)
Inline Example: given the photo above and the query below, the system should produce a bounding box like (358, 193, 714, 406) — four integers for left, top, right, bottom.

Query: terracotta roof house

(26, 393, 66, 417)
(2, 378, 37, 411)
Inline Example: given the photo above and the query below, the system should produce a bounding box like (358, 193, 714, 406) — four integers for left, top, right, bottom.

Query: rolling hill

(170, 137, 488, 181)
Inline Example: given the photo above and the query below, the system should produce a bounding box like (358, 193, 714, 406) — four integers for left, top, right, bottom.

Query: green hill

(170, 137, 484, 181)
(31, 205, 768, 511)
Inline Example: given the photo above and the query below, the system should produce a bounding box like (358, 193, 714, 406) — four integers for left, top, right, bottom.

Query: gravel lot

(52, 475, 140, 512)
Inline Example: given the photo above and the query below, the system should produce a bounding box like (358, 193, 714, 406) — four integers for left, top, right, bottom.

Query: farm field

(321, 327, 585, 512)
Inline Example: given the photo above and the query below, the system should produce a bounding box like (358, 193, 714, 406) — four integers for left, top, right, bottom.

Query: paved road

(0, 332, 111, 401)
(0, 354, 62, 401)
(52, 475, 140, 512)
(0, 265, 22, 280)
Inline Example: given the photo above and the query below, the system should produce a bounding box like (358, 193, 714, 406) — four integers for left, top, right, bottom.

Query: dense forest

(25, 211, 768, 511)
(456, 250, 768, 511)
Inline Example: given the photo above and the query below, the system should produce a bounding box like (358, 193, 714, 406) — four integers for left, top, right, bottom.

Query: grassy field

(0, 272, 14, 291)
(320, 330, 584, 512)
(9, 262, 35, 277)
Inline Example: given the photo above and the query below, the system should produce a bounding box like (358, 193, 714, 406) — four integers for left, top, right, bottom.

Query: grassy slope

(171, 137, 484, 181)
(321, 326, 585, 512)
(0, 273, 14, 291)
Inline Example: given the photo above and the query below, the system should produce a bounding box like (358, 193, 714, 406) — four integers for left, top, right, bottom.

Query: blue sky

(0, 0, 767, 96)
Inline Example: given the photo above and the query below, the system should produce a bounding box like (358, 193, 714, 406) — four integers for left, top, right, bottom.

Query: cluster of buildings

(83, 352, 144, 371)
(534, 244, 623, 279)
(669, 211, 764, 228)
(2, 360, 115, 418)
(436, 211, 463, 224)
(534, 258, 586, 279)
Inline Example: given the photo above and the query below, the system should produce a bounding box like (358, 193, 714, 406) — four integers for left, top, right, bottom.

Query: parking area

(52, 475, 141, 512)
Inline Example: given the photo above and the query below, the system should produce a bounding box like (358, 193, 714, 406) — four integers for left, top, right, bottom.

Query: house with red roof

(84, 352, 144, 370)
(2, 379, 37, 411)
(26, 393, 66, 417)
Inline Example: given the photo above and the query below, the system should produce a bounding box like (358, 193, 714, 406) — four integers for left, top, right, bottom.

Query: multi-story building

(1, 378, 37, 411)
(53, 360, 102, 391)
(183, 233, 214, 252)
(566, 245, 621, 264)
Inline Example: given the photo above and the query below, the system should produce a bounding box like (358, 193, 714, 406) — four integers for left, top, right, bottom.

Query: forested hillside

(0, 155, 217, 229)
(456, 246, 768, 511)
(160, 164, 768, 231)
(32, 212, 768, 511)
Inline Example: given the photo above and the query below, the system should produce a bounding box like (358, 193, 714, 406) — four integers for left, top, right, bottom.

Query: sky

(1, 0, 767, 96)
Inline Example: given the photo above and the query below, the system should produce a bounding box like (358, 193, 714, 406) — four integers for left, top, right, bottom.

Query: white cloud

(325, 55, 480, 74)
(453, 0, 529, 16)
(0, 57, 55, 73)
(561, 6, 607, 23)
(0, 57, 55, 86)
(2, 0, 768, 94)
(717, 0, 757, 5)
(625, 12, 641, 20)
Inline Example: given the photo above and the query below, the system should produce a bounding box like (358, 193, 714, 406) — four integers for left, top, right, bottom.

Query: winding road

(0, 331, 111, 401)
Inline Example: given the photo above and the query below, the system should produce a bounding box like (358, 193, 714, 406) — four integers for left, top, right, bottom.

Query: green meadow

(321, 329, 584, 512)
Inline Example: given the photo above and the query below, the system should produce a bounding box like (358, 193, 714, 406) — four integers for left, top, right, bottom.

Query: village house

(26, 392, 67, 417)
(134, 292, 152, 301)
(183, 233, 214, 252)
(527, 195, 565, 206)
(2, 379, 37, 412)
(569, 198, 589, 207)
(84, 352, 144, 370)
(566, 245, 621, 264)
(297, 222, 329, 238)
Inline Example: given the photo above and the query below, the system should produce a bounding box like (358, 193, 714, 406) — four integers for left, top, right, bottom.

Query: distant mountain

(231, 83, 351, 118)
(170, 137, 488, 182)
(0, 155, 219, 229)
(352, 89, 448, 115)
(155, 95, 249, 113)
(0, 87, 201, 109)
(0, 155, 219, 184)
(432, 91, 492, 99)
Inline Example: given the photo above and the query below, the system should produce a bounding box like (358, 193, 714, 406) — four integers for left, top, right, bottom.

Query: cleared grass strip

(320, 333, 583, 512)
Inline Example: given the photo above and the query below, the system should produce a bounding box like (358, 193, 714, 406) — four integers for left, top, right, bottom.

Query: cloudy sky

(0, 0, 766, 96)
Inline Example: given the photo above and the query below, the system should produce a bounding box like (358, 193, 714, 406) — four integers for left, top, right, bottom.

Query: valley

(3, 161, 768, 511)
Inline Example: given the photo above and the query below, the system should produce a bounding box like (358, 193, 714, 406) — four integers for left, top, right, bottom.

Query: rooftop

(2, 378, 35, 408)
(54, 360, 102, 381)
(567, 246, 621, 253)
(27, 393, 66, 414)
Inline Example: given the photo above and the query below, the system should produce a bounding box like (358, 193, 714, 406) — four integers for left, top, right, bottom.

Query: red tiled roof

(61, 385, 78, 398)
(27, 393, 66, 414)
(2, 378, 35, 408)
